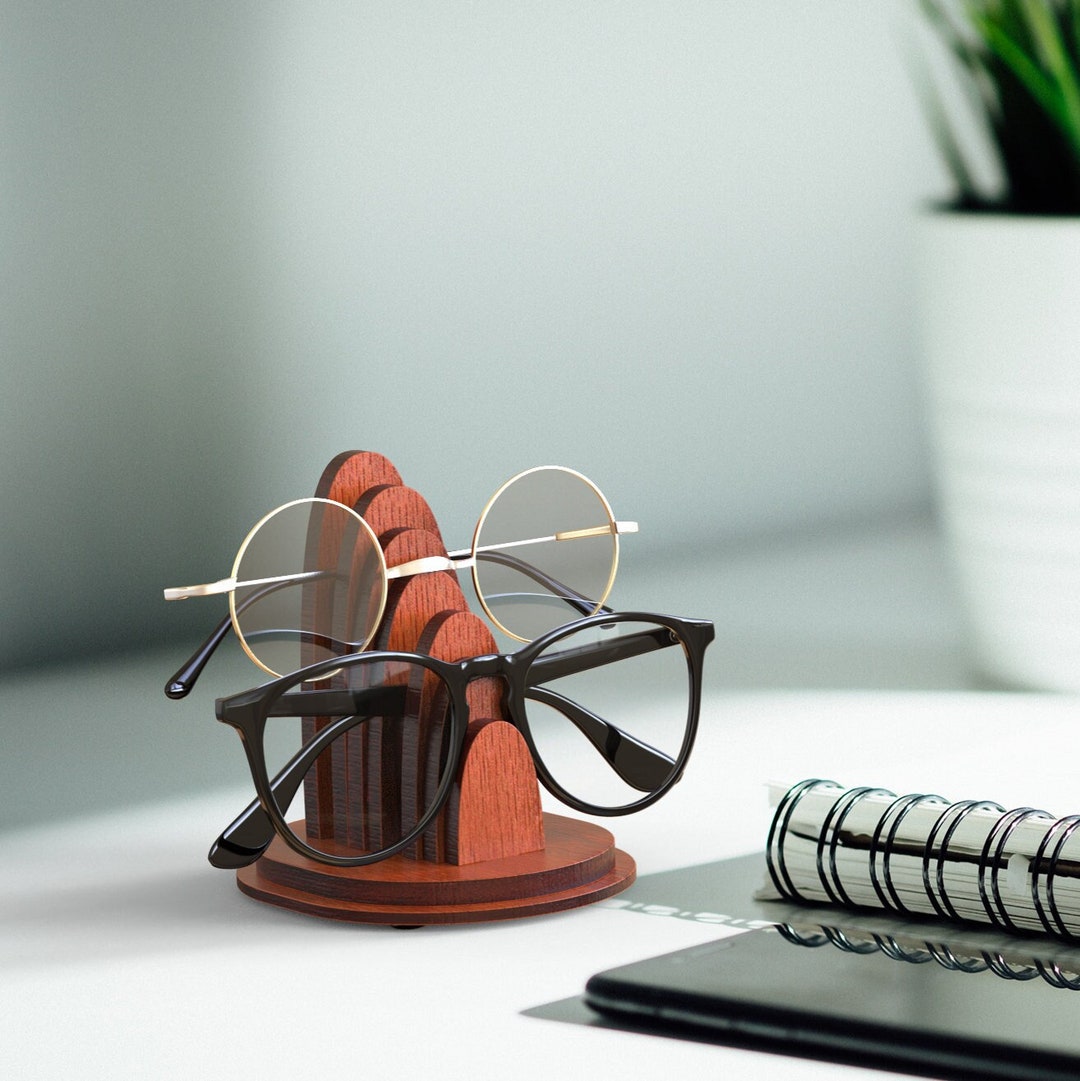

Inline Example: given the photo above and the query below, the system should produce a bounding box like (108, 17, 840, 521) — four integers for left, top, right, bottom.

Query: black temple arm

(525, 685, 675, 792)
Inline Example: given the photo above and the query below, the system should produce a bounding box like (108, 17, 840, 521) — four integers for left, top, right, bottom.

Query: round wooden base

(235, 813, 635, 925)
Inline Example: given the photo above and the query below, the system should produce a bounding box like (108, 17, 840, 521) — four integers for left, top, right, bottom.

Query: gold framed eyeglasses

(163, 466, 637, 696)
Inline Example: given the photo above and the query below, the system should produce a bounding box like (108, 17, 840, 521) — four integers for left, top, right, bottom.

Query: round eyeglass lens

(230, 498, 387, 677)
(522, 618, 692, 811)
(472, 467, 619, 642)
(260, 655, 457, 861)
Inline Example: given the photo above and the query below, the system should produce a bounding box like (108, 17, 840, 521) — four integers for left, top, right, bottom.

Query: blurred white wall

(0, 0, 945, 670)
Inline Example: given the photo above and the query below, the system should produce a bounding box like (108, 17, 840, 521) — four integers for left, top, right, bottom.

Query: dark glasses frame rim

(165, 551, 609, 701)
(213, 609, 715, 870)
(164, 465, 638, 697)
(468, 463, 624, 643)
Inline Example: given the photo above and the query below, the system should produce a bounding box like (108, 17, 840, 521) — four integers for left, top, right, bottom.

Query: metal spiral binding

(818, 785, 881, 908)
(979, 806, 1052, 935)
(765, 777, 836, 902)
(1033, 814, 1080, 942)
(922, 799, 999, 922)
(778, 922, 1080, 991)
(768, 779, 1080, 942)
(868, 791, 946, 916)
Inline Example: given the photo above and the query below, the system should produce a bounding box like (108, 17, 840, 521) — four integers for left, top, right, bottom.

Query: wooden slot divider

(235, 450, 635, 923)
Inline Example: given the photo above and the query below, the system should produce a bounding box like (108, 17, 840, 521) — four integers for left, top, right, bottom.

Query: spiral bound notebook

(763, 778, 1080, 941)
(778, 918, 1080, 990)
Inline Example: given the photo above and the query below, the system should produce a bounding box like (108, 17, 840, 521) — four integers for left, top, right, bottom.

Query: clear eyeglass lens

(232, 500, 385, 677)
(473, 467, 618, 643)
(523, 619, 691, 810)
(261, 656, 455, 860)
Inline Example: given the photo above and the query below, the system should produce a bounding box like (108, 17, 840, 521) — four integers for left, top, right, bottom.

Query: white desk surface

(4, 517, 1065, 1080)
(5, 688, 1079, 1081)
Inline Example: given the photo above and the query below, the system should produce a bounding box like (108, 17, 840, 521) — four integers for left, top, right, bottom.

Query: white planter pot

(917, 211, 1080, 691)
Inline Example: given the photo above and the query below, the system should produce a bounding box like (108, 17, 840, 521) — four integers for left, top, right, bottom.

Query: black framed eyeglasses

(209, 611, 714, 869)
(162, 466, 638, 698)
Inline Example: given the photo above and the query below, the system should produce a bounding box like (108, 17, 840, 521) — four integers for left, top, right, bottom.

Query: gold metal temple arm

(163, 569, 329, 601)
(386, 521, 638, 581)
(165, 522, 640, 594)
(555, 521, 638, 542)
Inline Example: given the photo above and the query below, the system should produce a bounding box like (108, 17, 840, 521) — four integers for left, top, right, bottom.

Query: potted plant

(913, 1, 1080, 690)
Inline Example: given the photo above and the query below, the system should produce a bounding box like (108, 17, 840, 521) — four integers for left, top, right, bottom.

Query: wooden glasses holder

(235, 450, 636, 924)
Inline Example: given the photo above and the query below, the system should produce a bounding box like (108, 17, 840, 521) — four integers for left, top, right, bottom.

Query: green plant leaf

(1017, 0, 1080, 152)
(914, 0, 1080, 212)
(970, 8, 1080, 150)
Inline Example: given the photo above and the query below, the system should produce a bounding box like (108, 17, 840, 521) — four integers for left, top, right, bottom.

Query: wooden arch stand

(235, 450, 636, 924)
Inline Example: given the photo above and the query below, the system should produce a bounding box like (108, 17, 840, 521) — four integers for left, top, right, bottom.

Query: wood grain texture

(379, 528, 460, 647)
(235, 451, 634, 924)
(315, 450, 401, 507)
(409, 607, 545, 866)
(302, 450, 402, 828)
(450, 719, 546, 866)
(236, 813, 636, 924)
(358, 484, 443, 547)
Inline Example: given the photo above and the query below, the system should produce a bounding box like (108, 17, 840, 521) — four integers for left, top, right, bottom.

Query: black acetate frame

(211, 611, 714, 869)
(166, 552, 607, 700)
